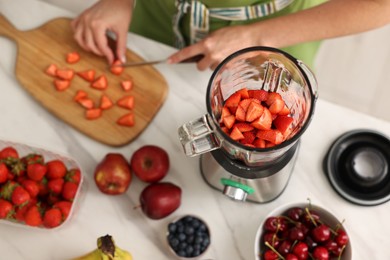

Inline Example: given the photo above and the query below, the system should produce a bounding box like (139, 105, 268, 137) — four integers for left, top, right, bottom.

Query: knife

(114, 54, 204, 68)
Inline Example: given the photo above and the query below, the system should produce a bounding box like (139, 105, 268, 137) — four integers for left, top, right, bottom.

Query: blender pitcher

(178, 47, 318, 203)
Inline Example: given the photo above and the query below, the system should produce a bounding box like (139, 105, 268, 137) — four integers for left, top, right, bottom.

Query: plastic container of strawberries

(0, 138, 84, 230)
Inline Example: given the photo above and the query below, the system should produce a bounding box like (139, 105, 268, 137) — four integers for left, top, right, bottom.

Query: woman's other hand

(71, 0, 133, 64)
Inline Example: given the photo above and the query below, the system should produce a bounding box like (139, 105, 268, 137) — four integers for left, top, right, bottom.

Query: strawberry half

(117, 113, 135, 127)
(66, 51, 80, 64)
(92, 75, 108, 90)
(77, 69, 95, 82)
(117, 95, 134, 110)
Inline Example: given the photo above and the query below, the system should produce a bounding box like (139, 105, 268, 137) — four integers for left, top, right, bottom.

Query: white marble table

(1, 1, 390, 259)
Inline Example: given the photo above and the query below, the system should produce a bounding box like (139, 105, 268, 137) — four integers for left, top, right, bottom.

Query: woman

(71, 0, 390, 70)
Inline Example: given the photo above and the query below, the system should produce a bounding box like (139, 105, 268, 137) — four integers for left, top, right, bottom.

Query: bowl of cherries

(254, 202, 351, 260)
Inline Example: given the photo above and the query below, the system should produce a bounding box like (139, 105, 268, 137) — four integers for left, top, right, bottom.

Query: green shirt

(130, 0, 325, 69)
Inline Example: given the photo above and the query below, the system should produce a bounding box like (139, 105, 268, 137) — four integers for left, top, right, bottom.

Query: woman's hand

(71, 0, 133, 64)
(168, 24, 263, 71)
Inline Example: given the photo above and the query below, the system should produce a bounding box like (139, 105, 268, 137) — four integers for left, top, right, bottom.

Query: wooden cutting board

(0, 15, 168, 147)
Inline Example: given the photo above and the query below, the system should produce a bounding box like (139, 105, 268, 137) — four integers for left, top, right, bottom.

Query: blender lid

(323, 129, 390, 206)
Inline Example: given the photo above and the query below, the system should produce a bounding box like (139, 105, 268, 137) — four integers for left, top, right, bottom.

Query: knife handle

(180, 54, 204, 63)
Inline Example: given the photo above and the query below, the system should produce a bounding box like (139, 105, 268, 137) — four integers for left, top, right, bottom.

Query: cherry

(312, 224, 331, 242)
(285, 254, 299, 260)
(302, 209, 320, 227)
(263, 249, 278, 260)
(312, 246, 329, 260)
(289, 226, 305, 241)
(277, 240, 292, 256)
(335, 229, 349, 246)
(264, 217, 279, 232)
(264, 216, 288, 232)
(292, 242, 308, 260)
(323, 239, 338, 252)
(305, 235, 318, 250)
(263, 232, 280, 248)
(286, 207, 304, 221)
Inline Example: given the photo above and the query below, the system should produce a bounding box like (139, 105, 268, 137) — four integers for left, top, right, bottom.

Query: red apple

(94, 153, 132, 195)
(140, 182, 181, 220)
(130, 145, 169, 183)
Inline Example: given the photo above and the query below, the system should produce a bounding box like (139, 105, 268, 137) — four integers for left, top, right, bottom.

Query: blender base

(199, 142, 300, 203)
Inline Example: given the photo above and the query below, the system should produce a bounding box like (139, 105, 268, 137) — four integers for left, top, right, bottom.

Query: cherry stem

(338, 245, 346, 260)
(305, 207, 318, 227)
(265, 241, 285, 260)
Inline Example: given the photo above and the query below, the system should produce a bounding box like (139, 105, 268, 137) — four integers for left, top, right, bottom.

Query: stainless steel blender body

(178, 47, 318, 202)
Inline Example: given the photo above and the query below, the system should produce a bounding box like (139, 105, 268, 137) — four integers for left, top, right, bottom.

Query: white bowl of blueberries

(254, 202, 352, 260)
(167, 215, 211, 259)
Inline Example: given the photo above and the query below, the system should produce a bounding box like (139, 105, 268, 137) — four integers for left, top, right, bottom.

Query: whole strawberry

(65, 168, 81, 184)
(11, 186, 31, 206)
(21, 153, 44, 165)
(53, 200, 72, 220)
(0, 147, 19, 159)
(62, 182, 78, 201)
(46, 160, 67, 179)
(24, 204, 43, 227)
(43, 208, 62, 228)
(0, 162, 9, 184)
(0, 199, 13, 219)
(47, 178, 65, 195)
(20, 179, 40, 198)
(27, 163, 47, 181)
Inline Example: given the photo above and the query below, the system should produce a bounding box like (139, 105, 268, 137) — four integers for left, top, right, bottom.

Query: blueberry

(183, 216, 193, 223)
(169, 237, 180, 248)
(177, 250, 187, 257)
(191, 219, 200, 229)
(185, 226, 195, 235)
(178, 242, 187, 250)
(199, 223, 207, 232)
(178, 233, 186, 242)
(186, 245, 194, 255)
(194, 236, 203, 245)
(177, 224, 185, 233)
(202, 237, 210, 247)
(193, 249, 201, 257)
(186, 235, 194, 244)
(168, 223, 177, 233)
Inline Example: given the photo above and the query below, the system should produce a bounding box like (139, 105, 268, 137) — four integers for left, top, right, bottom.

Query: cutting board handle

(0, 14, 21, 42)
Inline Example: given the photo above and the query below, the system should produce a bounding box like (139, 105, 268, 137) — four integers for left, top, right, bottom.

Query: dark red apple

(140, 182, 181, 220)
(130, 145, 169, 183)
(94, 153, 132, 195)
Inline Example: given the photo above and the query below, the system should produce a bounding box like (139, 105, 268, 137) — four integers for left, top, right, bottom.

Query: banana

(73, 234, 133, 260)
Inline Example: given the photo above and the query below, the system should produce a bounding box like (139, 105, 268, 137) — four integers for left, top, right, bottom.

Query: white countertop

(1, 1, 390, 259)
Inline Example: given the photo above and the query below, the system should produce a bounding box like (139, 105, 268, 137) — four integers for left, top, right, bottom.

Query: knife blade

(114, 54, 204, 68)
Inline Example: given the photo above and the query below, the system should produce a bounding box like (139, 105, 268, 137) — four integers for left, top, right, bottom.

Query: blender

(178, 47, 318, 203)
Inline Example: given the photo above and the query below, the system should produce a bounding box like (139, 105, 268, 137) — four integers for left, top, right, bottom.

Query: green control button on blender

(220, 178, 255, 194)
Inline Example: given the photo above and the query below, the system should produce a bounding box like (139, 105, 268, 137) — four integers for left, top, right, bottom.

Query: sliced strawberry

(220, 106, 231, 122)
(220, 126, 229, 135)
(251, 107, 272, 130)
(56, 68, 75, 80)
(229, 126, 244, 141)
(121, 80, 133, 91)
(222, 114, 235, 129)
(91, 75, 108, 90)
(269, 98, 285, 114)
(45, 64, 58, 77)
(73, 90, 88, 101)
(253, 138, 266, 148)
(54, 79, 70, 91)
(245, 101, 264, 122)
(256, 129, 284, 145)
(273, 115, 294, 135)
(110, 60, 124, 75)
(236, 88, 249, 99)
(240, 131, 256, 145)
(117, 113, 135, 127)
(77, 97, 94, 109)
(248, 89, 268, 101)
(234, 123, 254, 132)
(100, 94, 113, 110)
(117, 95, 134, 110)
(235, 105, 246, 122)
(66, 51, 80, 64)
(238, 98, 260, 112)
(224, 92, 241, 111)
(278, 105, 291, 116)
(77, 69, 95, 82)
(85, 108, 102, 120)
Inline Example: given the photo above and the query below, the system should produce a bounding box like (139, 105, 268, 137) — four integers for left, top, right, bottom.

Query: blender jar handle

(178, 114, 221, 157)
